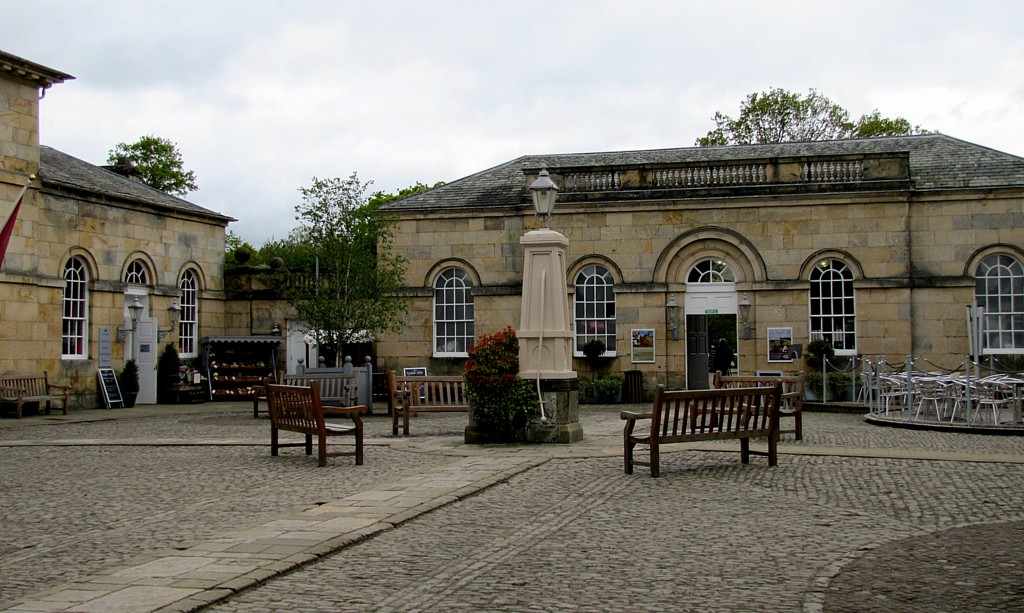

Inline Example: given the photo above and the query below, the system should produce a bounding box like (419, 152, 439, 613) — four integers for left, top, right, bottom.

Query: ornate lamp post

(739, 293, 752, 340)
(529, 168, 558, 227)
(665, 294, 680, 341)
(116, 297, 144, 341)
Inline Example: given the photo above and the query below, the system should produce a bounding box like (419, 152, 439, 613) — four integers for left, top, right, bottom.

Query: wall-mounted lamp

(116, 296, 145, 341)
(528, 168, 559, 228)
(157, 299, 182, 340)
(666, 294, 680, 341)
(739, 293, 752, 340)
(271, 323, 282, 336)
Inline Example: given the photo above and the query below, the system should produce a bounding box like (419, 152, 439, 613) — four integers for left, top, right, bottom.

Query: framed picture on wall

(631, 329, 656, 363)
(767, 327, 794, 362)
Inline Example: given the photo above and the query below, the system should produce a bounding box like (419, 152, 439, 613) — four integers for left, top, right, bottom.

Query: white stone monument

(519, 169, 582, 443)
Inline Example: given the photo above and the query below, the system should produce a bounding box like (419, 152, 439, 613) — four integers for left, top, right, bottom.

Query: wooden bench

(713, 371, 805, 440)
(264, 380, 365, 466)
(386, 370, 468, 436)
(254, 372, 358, 418)
(621, 384, 781, 477)
(0, 372, 70, 418)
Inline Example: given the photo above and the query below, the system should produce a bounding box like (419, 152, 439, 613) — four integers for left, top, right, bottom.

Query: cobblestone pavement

(1, 402, 1022, 612)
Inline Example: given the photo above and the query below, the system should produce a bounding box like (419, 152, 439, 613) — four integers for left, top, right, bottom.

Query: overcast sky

(7, 1, 1024, 245)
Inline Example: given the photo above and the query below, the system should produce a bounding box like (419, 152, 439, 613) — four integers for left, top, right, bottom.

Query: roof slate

(382, 134, 1024, 212)
(39, 146, 234, 223)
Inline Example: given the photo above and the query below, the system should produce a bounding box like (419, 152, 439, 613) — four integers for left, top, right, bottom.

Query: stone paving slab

(1, 403, 1022, 612)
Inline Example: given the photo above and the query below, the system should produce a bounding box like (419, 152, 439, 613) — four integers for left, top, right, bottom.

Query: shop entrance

(685, 287, 739, 389)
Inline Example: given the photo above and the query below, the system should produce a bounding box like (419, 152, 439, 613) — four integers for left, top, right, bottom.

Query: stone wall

(375, 185, 1022, 396)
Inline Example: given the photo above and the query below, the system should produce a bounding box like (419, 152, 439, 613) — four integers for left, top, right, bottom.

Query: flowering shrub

(464, 326, 534, 433)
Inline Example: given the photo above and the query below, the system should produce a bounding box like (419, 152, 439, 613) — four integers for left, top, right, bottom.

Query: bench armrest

(47, 383, 71, 393)
(0, 384, 27, 395)
(620, 410, 652, 421)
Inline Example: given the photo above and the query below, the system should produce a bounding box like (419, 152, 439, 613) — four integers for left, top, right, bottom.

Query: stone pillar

(517, 228, 583, 443)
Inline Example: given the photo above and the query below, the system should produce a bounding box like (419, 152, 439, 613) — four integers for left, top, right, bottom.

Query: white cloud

(8, 0, 1024, 243)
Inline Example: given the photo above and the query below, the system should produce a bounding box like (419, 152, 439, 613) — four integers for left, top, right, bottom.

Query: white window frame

(61, 257, 88, 359)
(808, 259, 856, 354)
(432, 266, 474, 358)
(687, 258, 736, 283)
(975, 253, 1024, 354)
(574, 264, 617, 356)
(124, 259, 149, 285)
(178, 270, 198, 358)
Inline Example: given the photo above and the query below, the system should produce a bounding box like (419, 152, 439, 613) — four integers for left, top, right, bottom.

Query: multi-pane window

(975, 254, 1024, 353)
(687, 258, 736, 283)
(574, 264, 617, 355)
(178, 270, 198, 357)
(62, 258, 88, 358)
(433, 267, 474, 357)
(124, 259, 149, 285)
(809, 259, 856, 352)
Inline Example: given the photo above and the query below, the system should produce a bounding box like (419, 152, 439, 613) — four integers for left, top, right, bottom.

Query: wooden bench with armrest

(264, 380, 365, 466)
(386, 370, 469, 436)
(621, 384, 781, 477)
(712, 371, 805, 439)
(254, 371, 358, 418)
(0, 372, 70, 418)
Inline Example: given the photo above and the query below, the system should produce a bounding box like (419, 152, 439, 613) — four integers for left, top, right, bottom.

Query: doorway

(122, 292, 158, 404)
(686, 313, 738, 389)
(684, 287, 741, 389)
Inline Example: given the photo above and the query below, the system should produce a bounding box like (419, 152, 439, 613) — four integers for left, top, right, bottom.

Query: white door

(286, 320, 318, 374)
(135, 317, 158, 404)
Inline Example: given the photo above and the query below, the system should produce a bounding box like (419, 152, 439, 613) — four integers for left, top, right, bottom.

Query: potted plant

(805, 339, 835, 371)
(580, 339, 611, 403)
(594, 376, 623, 403)
(464, 326, 535, 443)
(157, 342, 181, 404)
(804, 339, 851, 401)
(581, 339, 609, 378)
(119, 359, 140, 408)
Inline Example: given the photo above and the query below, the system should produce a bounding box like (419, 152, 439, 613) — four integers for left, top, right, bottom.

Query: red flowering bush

(464, 327, 534, 432)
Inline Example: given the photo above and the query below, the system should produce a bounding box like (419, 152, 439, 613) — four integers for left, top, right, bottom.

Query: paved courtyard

(0, 400, 1022, 612)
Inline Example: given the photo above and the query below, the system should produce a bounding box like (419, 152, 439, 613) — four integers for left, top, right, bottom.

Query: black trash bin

(624, 370, 643, 403)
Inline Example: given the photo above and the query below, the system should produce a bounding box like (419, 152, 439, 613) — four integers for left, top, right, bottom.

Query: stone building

(0, 50, 232, 407)
(377, 135, 1024, 395)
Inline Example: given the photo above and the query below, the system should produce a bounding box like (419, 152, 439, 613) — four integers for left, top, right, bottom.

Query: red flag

(0, 175, 35, 267)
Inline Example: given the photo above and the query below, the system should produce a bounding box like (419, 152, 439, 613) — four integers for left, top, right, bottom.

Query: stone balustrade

(530, 152, 909, 195)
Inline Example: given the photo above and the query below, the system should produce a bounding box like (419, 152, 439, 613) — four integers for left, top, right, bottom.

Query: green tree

(258, 229, 318, 272)
(107, 135, 198, 196)
(368, 181, 444, 207)
(852, 110, 926, 138)
(696, 88, 927, 146)
(287, 172, 408, 365)
(224, 231, 260, 267)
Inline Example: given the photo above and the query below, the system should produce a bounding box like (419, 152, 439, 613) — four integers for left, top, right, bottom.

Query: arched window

(574, 264, 616, 355)
(62, 257, 88, 359)
(974, 253, 1024, 353)
(124, 259, 149, 285)
(809, 259, 856, 352)
(687, 258, 736, 283)
(433, 267, 474, 357)
(178, 270, 198, 357)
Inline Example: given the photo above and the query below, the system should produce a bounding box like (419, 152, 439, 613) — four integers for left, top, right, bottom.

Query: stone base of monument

(525, 378, 583, 444)
(464, 378, 583, 444)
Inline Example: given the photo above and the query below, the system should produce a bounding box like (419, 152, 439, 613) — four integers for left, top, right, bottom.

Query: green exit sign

(705, 309, 719, 314)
